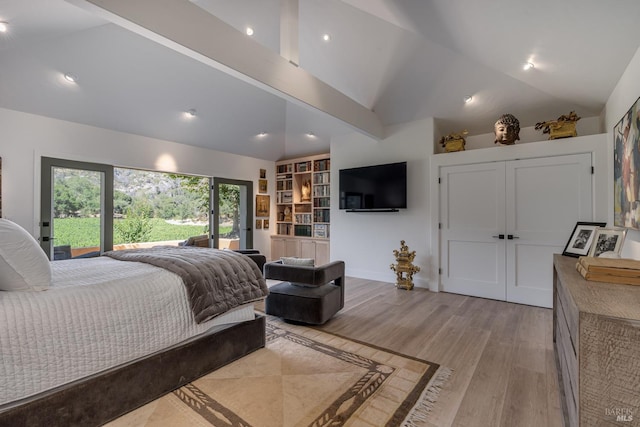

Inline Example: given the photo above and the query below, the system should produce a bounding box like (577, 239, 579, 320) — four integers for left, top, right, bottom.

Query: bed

(0, 219, 268, 426)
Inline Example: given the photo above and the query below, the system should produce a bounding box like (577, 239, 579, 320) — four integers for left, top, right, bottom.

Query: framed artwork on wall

(256, 195, 270, 218)
(614, 95, 640, 229)
(259, 168, 266, 179)
(258, 179, 267, 193)
(263, 219, 269, 229)
(562, 221, 606, 257)
(256, 219, 262, 230)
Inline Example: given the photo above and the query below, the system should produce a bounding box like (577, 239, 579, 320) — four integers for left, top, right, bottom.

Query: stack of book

(576, 256, 640, 285)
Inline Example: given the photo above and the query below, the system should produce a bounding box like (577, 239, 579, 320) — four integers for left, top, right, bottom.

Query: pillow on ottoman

(278, 257, 316, 287)
(0, 219, 51, 291)
(280, 257, 315, 267)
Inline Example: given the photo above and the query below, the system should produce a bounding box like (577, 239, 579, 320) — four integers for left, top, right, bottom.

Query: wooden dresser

(553, 254, 640, 426)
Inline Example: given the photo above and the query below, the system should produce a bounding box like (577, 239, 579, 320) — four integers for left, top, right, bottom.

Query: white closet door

(505, 153, 592, 308)
(440, 162, 506, 300)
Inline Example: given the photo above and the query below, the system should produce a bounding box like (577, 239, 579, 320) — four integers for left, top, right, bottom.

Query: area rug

(107, 318, 452, 427)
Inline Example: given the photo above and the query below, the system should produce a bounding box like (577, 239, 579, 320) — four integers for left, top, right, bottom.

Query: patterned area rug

(107, 318, 452, 427)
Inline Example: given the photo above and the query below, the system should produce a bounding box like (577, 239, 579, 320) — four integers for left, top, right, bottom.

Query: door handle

(507, 235, 520, 240)
(492, 234, 505, 240)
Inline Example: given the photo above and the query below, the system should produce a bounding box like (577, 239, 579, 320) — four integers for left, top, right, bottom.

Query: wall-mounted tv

(339, 162, 407, 211)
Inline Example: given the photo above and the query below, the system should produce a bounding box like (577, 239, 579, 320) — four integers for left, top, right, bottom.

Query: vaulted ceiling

(1, 0, 639, 161)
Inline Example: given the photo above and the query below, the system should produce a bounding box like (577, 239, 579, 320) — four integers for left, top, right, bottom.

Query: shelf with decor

(272, 153, 330, 264)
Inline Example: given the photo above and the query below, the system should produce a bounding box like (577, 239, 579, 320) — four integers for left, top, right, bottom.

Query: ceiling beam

(66, 0, 384, 140)
(280, 0, 300, 66)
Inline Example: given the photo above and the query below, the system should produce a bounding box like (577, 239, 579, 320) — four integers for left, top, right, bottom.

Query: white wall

(330, 118, 433, 287)
(0, 108, 275, 257)
(604, 46, 640, 259)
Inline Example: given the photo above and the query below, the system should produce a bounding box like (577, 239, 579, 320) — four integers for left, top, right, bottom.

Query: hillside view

(53, 167, 237, 249)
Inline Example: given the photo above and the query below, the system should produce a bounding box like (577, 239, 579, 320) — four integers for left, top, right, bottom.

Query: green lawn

(53, 217, 230, 248)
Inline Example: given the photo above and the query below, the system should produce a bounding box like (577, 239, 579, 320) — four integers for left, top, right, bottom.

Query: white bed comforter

(0, 257, 255, 407)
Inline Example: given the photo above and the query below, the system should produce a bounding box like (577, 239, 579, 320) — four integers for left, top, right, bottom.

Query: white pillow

(280, 257, 315, 267)
(0, 219, 51, 291)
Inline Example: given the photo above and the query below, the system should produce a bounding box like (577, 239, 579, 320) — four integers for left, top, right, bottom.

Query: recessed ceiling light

(523, 62, 534, 71)
(246, 27, 254, 36)
(185, 109, 197, 118)
(63, 73, 78, 83)
(322, 34, 331, 42)
(463, 95, 473, 104)
(306, 132, 316, 138)
(0, 22, 8, 33)
(257, 132, 267, 137)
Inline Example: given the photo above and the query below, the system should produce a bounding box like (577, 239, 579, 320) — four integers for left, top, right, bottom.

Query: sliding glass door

(40, 157, 113, 260)
(41, 157, 249, 257)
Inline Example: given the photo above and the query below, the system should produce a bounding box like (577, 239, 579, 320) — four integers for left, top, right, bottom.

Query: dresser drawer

(556, 275, 578, 348)
(555, 295, 578, 426)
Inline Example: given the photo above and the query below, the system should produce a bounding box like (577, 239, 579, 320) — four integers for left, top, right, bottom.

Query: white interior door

(440, 162, 506, 300)
(505, 153, 592, 308)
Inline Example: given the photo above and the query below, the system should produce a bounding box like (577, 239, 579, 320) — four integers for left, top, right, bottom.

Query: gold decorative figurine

(390, 240, 420, 290)
(301, 179, 312, 202)
(439, 130, 469, 152)
(535, 111, 580, 139)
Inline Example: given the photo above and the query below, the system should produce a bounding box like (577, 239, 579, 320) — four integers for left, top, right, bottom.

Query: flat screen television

(339, 162, 407, 211)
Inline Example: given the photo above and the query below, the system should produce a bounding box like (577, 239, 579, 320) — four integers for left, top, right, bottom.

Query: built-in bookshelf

(275, 153, 330, 239)
(273, 153, 330, 263)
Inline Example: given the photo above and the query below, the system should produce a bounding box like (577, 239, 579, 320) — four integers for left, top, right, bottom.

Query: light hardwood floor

(285, 277, 564, 427)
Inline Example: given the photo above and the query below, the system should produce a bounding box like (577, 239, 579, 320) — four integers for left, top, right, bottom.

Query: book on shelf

(295, 161, 311, 172)
(294, 204, 311, 213)
(314, 197, 330, 207)
(313, 185, 330, 197)
(294, 213, 312, 224)
(294, 225, 312, 237)
(277, 181, 292, 191)
(313, 172, 330, 184)
(314, 210, 330, 223)
(314, 159, 330, 171)
(277, 164, 292, 174)
(313, 224, 329, 238)
(277, 223, 292, 235)
(277, 191, 292, 203)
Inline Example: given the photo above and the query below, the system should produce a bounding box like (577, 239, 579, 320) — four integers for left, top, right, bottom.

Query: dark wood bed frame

(0, 314, 265, 427)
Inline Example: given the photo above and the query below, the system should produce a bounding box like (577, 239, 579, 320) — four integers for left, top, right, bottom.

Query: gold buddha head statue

(494, 114, 520, 145)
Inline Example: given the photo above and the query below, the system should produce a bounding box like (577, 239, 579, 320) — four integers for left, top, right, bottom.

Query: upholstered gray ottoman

(264, 260, 345, 325)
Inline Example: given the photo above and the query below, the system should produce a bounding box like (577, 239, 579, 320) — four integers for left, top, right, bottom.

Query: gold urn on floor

(390, 240, 420, 290)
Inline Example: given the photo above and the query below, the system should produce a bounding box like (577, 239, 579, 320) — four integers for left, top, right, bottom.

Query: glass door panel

(212, 178, 253, 250)
(112, 168, 210, 249)
(40, 158, 113, 260)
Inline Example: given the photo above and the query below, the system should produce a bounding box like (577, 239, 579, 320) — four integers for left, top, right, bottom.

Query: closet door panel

(440, 162, 506, 300)
(506, 153, 593, 307)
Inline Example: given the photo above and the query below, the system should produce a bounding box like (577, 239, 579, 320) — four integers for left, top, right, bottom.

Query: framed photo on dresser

(588, 228, 626, 258)
(562, 221, 606, 257)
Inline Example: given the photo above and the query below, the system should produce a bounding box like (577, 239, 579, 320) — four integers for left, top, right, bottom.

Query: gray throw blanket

(104, 247, 268, 324)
